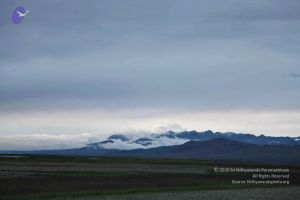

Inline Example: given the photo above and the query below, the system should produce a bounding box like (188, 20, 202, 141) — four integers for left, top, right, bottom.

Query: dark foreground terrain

(0, 155, 299, 200)
(54, 187, 300, 200)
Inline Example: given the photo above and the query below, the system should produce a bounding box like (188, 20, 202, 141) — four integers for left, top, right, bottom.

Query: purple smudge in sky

(12, 6, 26, 24)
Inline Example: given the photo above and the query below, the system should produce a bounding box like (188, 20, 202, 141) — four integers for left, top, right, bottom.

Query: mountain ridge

(84, 130, 300, 150)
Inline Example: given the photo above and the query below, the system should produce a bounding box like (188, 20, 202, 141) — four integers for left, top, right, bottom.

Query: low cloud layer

(0, 110, 299, 150)
(0, 133, 103, 150)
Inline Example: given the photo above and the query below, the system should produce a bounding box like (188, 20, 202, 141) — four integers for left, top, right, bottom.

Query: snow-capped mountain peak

(83, 130, 300, 150)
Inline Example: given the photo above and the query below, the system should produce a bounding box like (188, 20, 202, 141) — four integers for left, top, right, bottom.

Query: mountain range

(1, 130, 300, 165)
(83, 130, 300, 150)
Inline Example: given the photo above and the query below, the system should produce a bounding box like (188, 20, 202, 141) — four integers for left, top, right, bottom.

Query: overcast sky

(0, 0, 299, 149)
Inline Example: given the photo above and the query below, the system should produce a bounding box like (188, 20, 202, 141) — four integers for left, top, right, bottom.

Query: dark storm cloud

(0, 0, 300, 112)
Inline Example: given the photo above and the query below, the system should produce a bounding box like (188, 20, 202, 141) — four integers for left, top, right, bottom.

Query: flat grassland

(0, 155, 299, 200)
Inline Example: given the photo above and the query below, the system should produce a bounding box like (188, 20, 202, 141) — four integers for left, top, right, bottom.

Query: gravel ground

(54, 187, 300, 200)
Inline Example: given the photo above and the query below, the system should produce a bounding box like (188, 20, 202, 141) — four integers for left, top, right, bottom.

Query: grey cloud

(0, 0, 299, 113)
(1, 0, 300, 62)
